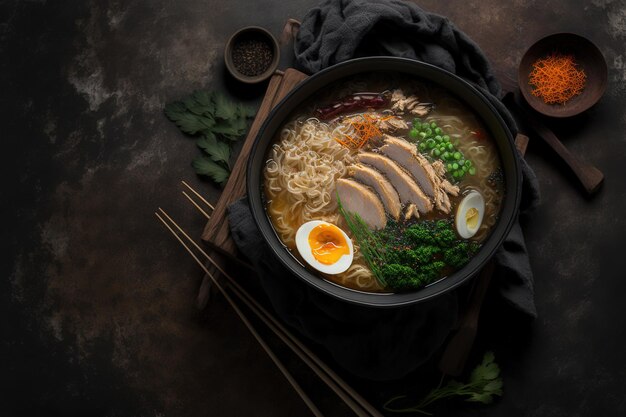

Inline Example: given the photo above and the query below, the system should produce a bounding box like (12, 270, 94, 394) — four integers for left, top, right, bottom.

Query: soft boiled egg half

(455, 191, 485, 239)
(295, 220, 354, 275)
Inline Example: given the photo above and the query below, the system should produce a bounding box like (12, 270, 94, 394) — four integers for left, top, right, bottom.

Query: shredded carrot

(529, 53, 586, 104)
(334, 113, 391, 149)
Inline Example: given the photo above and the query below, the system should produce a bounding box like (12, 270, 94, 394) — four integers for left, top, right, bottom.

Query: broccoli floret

(405, 224, 436, 245)
(405, 220, 457, 247)
(435, 229, 457, 247)
(369, 219, 482, 291)
(416, 261, 446, 284)
(381, 264, 423, 291)
(443, 242, 472, 268)
(382, 261, 447, 291)
(412, 245, 440, 264)
(385, 244, 440, 265)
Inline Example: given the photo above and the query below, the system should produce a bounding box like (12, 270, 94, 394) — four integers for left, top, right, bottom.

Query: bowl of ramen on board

(247, 57, 522, 307)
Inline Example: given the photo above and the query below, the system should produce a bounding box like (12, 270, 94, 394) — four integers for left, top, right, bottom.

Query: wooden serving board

(201, 68, 308, 256)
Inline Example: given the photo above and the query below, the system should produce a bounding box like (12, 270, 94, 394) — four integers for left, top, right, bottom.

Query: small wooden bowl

(224, 26, 280, 84)
(518, 33, 607, 118)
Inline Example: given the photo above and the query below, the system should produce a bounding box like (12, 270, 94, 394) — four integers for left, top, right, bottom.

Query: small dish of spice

(225, 26, 280, 84)
(518, 33, 607, 118)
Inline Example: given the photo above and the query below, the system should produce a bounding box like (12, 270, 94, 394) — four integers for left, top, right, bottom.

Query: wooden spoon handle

(503, 93, 604, 195)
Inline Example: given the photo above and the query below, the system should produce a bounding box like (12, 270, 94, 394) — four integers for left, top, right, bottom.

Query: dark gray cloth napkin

(227, 0, 540, 380)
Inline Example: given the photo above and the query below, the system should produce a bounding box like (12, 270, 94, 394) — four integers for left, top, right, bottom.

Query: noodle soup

(263, 73, 504, 293)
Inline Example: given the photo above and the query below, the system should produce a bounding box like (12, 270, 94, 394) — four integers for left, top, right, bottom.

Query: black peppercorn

(231, 37, 273, 77)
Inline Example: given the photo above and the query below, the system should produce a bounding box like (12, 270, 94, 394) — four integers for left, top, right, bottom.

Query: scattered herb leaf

(384, 351, 503, 415)
(164, 91, 255, 185)
(192, 156, 230, 186)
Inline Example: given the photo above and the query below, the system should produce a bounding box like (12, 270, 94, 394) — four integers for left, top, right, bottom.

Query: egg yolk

(308, 224, 350, 265)
(466, 207, 479, 229)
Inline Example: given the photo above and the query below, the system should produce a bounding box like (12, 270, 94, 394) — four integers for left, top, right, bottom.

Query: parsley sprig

(164, 91, 255, 185)
(384, 352, 503, 415)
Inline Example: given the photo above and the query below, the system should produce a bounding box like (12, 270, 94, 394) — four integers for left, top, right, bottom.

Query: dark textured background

(2, 0, 626, 416)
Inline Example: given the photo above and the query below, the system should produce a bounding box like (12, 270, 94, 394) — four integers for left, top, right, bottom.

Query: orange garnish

(529, 53, 587, 104)
(334, 113, 385, 149)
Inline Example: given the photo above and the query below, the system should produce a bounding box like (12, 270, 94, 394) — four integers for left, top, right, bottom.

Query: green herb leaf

(197, 135, 230, 167)
(192, 156, 229, 185)
(385, 351, 503, 415)
(164, 102, 215, 135)
(213, 92, 238, 120)
(165, 89, 256, 186)
(470, 351, 500, 384)
(467, 392, 493, 404)
(483, 379, 503, 394)
(211, 117, 248, 137)
(237, 102, 257, 118)
(192, 90, 214, 113)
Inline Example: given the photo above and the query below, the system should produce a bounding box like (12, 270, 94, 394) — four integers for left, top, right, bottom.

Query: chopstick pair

(156, 181, 382, 417)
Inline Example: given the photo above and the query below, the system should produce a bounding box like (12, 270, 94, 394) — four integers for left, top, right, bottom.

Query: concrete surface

(2, 0, 626, 416)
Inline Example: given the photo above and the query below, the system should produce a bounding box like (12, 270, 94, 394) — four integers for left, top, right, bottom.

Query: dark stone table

(3, 0, 626, 416)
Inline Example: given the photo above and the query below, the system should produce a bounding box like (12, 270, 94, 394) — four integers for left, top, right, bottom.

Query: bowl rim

(518, 32, 608, 118)
(224, 26, 280, 84)
(247, 57, 522, 308)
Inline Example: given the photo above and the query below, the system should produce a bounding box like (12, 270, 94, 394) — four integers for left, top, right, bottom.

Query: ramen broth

(263, 73, 504, 293)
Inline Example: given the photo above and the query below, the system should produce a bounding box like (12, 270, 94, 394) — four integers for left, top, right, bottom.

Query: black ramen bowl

(247, 57, 522, 308)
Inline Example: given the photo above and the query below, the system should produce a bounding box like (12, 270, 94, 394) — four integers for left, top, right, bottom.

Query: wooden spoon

(502, 92, 604, 195)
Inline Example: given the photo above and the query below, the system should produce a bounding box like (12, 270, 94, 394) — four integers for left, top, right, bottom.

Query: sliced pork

(390, 89, 432, 116)
(380, 135, 460, 214)
(350, 164, 402, 220)
(335, 178, 387, 230)
(358, 152, 433, 213)
(378, 117, 409, 132)
(405, 204, 419, 221)
(380, 135, 438, 198)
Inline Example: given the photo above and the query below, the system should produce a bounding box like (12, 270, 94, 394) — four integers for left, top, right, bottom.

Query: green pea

(434, 135, 442, 142)
(452, 163, 459, 170)
(430, 122, 437, 129)
(465, 160, 472, 167)
(434, 127, 443, 135)
(453, 171, 460, 178)
(427, 139, 436, 149)
(419, 142, 427, 150)
(419, 132, 427, 139)
(442, 151, 450, 160)
(409, 128, 419, 139)
(433, 148, 441, 156)
(458, 159, 465, 167)
(447, 143, 454, 151)
(462, 165, 468, 172)
(469, 167, 476, 175)
(443, 135, 450, 142)
(424, 128, 432, 136)
(453, 152, 462, 160)
(447, 163, 453, 171)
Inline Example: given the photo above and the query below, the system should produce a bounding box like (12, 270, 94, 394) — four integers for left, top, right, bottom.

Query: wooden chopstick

(155, 210, 324, 417)
(158, 207, 380, 417)
(182, 191, 211, 219)
(181, 180, 215, 211)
